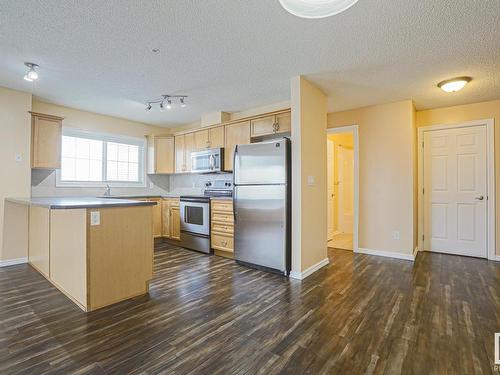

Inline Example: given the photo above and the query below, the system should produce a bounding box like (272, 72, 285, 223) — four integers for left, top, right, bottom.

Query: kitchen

(5, 104, 293, 312)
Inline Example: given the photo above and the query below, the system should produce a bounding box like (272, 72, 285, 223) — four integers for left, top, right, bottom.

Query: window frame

(56, 127, 146, 188)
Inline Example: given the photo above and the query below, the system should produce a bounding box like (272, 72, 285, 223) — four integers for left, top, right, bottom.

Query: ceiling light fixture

(437, 76, 472, 93)
(278, 0, 359, 18)
(23, 62, 39, 82)
(144, 95, 188, 112)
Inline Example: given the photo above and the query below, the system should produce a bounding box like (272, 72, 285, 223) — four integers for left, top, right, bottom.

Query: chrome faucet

(104, 184, 111, 196)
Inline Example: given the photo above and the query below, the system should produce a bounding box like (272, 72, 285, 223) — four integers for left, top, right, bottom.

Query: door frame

(326, 125, 359, 253)
(417, 119, 496, 260)
(327, 138, 336, 240)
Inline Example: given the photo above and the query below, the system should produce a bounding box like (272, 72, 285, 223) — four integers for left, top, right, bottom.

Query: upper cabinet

(174, 132, 195, 173)
(250, 111, 291, 138)
(224, 121, 250, 171)
(194, 126, 225, 151)
(30, 112, 63, 169)
(147, 135, 174, 174)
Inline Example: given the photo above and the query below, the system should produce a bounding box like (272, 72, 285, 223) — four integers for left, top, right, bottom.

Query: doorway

(418, 120, 495, 260)
(327, 126, 359, 252)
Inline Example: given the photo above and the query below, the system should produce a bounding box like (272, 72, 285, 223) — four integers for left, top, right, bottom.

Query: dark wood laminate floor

(1, 244, 499, 374)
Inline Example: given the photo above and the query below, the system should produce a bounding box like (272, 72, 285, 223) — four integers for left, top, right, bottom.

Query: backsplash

(168, 173, 233, 195)
(31, 169, 170, 197)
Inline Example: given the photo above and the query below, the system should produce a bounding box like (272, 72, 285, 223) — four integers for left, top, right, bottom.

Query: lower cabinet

(211, 199, 234, 258)
(136, 198, 162, 238)
(162, 198, 180, 240)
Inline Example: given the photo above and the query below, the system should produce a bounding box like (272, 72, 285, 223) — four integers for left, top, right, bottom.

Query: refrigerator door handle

(233, 188, 237, 222)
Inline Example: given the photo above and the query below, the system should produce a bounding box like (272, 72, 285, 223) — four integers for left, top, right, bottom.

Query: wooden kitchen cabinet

(208, 126, 225, 148)
(136, 198, 162, 238)
(147, 135, 174, 174)
(211, 199, 234, 258)
(30, 112, 63, 169)
(170, 207, 181, 240)
(250, 111, 291, 138)
(194, 129, 209, 150)
(174, 134, 185, 172)
(161, 198, 180, 240)
(194, 126, 225, 151)
(224, 121, 250, 171)
(174, 133, 195, 172)
(151, 198, 162, 238)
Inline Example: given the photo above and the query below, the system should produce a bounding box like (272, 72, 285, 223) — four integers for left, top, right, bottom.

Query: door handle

(475, 195, 485, 201)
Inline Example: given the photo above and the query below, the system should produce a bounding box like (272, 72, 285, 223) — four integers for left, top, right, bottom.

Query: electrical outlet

(307, 176, 315, 186)
(393, 231, 400, 240)
(90, 211, 100, 226)
(15, 153, 22, 162)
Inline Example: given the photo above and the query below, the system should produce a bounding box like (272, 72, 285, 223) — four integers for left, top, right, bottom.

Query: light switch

(307, 176, 315, 186)
(393, 231, 400, 240)
(15, 153, 22, 162)
(90, 211, 100, 226)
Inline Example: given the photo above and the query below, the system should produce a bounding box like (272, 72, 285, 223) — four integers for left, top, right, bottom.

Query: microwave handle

(209, 154, 215, 170)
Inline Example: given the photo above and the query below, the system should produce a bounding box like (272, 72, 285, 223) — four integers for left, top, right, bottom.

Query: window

(57, 128, 145, 187)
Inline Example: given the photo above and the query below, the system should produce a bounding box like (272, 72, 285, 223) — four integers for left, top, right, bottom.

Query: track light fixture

(23, 62, 39, 82)
(145, 95, 188, 112)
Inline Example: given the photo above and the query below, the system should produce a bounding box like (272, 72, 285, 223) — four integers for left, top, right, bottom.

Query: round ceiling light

(279, 0, 359, 18)
(437, 77, 472, 93)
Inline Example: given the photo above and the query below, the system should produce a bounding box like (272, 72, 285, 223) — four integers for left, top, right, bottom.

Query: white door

(327, 139, 335, 240)
(423, 125, 487, 258)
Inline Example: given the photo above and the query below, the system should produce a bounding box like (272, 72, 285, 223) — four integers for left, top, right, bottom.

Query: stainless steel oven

(191, 148, 224, 173)
(179, 196, 211, 253)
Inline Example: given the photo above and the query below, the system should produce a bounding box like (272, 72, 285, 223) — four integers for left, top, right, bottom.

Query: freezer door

(234, 139, 287, 185)
(234, 185, 287, 272)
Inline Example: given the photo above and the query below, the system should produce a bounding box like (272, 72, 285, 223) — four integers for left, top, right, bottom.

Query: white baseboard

(290, 258, 330, 280)
(357, 248, 415, 261)
(489, 254, 500, 262)
(0, 257, 28, 267)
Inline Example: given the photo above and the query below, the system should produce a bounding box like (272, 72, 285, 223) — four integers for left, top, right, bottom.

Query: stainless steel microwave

(191, 148, 224, 173)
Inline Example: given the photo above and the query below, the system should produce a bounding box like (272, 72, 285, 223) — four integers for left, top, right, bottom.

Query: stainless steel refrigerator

(233, 138, 291, 275)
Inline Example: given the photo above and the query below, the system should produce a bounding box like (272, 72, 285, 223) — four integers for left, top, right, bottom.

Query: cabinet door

(275, 112, 291, 133)
(250, 115, 275, 137)
(194, 130, 209, 150)
(184, 133, 195, 172)
(155, 137, 174, 174)
(175, 135, 185, 172)
(162, 200, 171, 238)
(32, 114, 62, 169)
(224, 121, 250, 171)
(170, 207, 181, 240)
(151, 199, 162, 238)
(209, 126, 225, 149)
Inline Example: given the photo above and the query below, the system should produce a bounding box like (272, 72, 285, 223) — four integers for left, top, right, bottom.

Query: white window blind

(58, 128, 145, 187)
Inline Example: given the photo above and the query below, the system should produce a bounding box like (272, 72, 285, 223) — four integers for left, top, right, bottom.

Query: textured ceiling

(0, 0, 499, 127)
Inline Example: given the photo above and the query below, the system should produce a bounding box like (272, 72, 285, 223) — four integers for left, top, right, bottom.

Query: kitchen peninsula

(5, 197, 156, 312)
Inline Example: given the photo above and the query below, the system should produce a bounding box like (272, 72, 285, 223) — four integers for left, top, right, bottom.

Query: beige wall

(0, 87, 32, 262)
(32, 100, 167, 137)
(291, 76, 328, 274)
(328, 100, 416, 256)
(416, 99, 500, 255)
